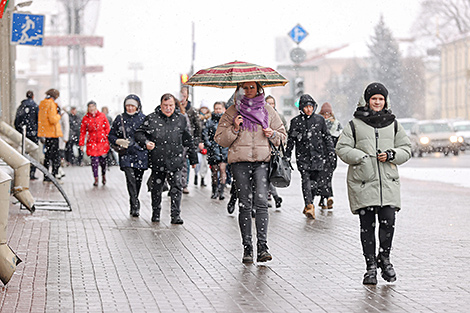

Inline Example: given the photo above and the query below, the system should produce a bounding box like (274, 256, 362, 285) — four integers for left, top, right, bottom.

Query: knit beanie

(299, 94, 317, 111)
(319, 102, 332, 115)
(364, 82, 388, 104)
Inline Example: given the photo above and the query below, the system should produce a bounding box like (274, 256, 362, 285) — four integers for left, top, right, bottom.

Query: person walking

(195, 103, 211, 187)
(202, 101, 228, 200)
(265, 95, 286, 209)
(135, 93, 198, 225)
(79, 101, 111, 186)
(14, 90, 39, 179)
(215, 81, 286, 264)
(177, 98, 192, 195)
(317, 102, 343, 210)
(38, 89, 63, 181)
(336, 82, 411, 285)
(57, 107, 70, 180)
(285, 94, 335, 220)
(66, 107, 83, 166)
(109, 94, 148, 217)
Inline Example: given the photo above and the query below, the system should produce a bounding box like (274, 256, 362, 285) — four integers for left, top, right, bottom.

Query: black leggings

(359, 206, 396, 257)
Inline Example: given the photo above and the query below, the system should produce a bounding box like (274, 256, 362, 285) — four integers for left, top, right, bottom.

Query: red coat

(79, 110, 110, 157)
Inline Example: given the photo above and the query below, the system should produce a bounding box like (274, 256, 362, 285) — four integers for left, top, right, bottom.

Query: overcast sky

(21, 0, 422, 114)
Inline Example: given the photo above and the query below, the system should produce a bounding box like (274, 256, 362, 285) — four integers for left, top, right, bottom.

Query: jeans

(300, 169, 321, 206)
(122, 167, 145, 213)
(150, 169, 183, 218)
(359, 206, 396, 257)
(231, 162, 269, 247)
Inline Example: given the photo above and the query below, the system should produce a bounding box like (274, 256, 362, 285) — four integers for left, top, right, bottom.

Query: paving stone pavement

(1, 161, 469, 312)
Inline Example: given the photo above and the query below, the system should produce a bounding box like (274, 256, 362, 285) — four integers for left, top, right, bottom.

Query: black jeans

(300, 169, 321, 206)
(359, 206, 396, 257)
(150, 169, 183, 218)
(122, 167, 145, 213)
(231, 162, 269, 247)
(44, 138, 60, 176)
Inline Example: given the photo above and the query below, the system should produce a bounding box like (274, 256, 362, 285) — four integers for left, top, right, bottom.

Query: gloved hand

(384, 149, 395, 161)
(115, 138, 130, 148)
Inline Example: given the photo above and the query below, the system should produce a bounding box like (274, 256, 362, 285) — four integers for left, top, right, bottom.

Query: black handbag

(268, 140, 293, 188)
(110, 115, 127, 156)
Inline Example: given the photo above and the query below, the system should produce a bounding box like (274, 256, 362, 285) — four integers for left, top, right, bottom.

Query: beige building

(440, 34, 470, 120)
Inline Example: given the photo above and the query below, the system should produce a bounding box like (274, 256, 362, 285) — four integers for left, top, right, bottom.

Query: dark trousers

(231, 162, 269, 247)
(91, 155, 107, 178)
(122, 167, 145, 213)
(359, 206, 396, 257)
(150, 169, 183, 218)
(27, 135, 38, 177)
(300, 169, 321, 206)
(44, 138, 60, 176)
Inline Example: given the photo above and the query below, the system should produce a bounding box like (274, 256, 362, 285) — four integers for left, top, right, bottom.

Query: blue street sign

(11, 13, 45, 46)
(288, 24, 308, 44)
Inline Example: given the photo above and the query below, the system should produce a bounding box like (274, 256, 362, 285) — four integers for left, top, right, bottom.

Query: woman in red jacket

(79, 101, 110, 186)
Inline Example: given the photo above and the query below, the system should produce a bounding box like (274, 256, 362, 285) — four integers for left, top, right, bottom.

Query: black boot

(363, 255, 378, 285)
(194, 175, 198, 185)
(218, 184, 225, 200)
(171, 215, 184, 224)
(200, 178, 206, 187)
(211, 184, 218, 199)
(151, 208, 160, 222)
(377, 253, 397, 282)
(242, 245, 253, 263)
(227, 192, 237, 214)
(257, 243, 272, 262)
(274, 196, 283, 208)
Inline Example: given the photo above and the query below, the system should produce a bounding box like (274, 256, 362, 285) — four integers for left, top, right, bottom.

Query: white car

(452, 120, 470, 149)
(397, 118, 418, 137)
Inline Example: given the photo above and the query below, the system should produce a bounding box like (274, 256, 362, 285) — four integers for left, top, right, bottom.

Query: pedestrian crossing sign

(11, 12, 44, 46)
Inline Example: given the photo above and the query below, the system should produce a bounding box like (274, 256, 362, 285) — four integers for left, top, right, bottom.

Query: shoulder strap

(394, 119, 398, 136)
(349, 120, 356, 147)
(120, 115, 126, 139)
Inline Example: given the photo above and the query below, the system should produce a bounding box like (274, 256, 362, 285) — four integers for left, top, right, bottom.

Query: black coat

(69, 114, 81, 143)
(286, 113, 335, 171)
(135, 106, 198, 172)
(202, 113, 228, 165)
(14, 98, 39, 141)
(109, 112, 148, 170)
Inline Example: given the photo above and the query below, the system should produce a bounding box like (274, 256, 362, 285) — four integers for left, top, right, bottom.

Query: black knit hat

(364, 82, 388, 104)
(299, 94, 317, 112)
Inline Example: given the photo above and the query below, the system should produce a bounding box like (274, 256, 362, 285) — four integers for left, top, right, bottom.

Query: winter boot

(218, 184, 225, 200)
(227, 193, 237, 214)
(318, 197, 327, 210)
(151, 208, 160, 222)
(363, 255, 378, 285)
(257, 243, 272, 262)
(200, 178, 207, 187)
(303, 204, 315, 219)
(242, 245, 253, 263)
(102, 174, 106, 185)
(327, 197, 334, 210)
(377, 253, 397, 282)
(211, 184, 218, 199)
(93, 177, 99, 187)
(274, 196, 283, 208)
(171, 216, 184, 224)
(194, 175, 198, 185)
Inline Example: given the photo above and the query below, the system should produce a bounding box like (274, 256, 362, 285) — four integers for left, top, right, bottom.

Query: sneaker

(257, 244, 272, 262)
(242, 245, 253, 263)
(170, 216, 184, 224)
(182, 188, 189, 194)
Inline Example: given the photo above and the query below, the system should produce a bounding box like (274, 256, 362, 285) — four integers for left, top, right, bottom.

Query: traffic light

(180, 73, 189, 86)
(294, 77, 304, 98)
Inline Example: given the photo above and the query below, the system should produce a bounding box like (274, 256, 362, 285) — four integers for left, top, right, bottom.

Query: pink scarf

(235, 94, 269, 132)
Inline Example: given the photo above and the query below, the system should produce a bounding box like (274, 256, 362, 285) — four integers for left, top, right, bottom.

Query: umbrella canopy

(185, 61, 289, 89)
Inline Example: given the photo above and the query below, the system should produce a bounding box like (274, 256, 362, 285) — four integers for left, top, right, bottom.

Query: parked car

(410, 120, 463, 157)
(452, 120, 470, 150)
(397, 118, 418, 137)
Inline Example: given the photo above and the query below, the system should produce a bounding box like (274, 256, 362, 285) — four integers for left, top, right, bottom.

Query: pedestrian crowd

(14, 80, 411, 285)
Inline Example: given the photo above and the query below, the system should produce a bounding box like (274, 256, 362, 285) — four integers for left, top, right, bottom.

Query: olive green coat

(335, 99, 411, 214)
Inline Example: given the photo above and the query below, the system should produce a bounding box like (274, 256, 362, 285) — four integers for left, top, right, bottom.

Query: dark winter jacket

(108, 96, 148, 170)
(69, 113, 81, 143)
(202, 113, 228, 165)
(14, 98, 39, 141)
(286, 112, 335, 172)
(135, 106, 198, 172)
(186, 105, 202, 144)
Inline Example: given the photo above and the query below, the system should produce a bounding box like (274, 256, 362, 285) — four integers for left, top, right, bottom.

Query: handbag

(268, 140, 293, 188)
(110, 115, 127, 156)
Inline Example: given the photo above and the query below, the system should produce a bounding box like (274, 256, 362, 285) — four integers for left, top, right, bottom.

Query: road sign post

(11, 12, 44, 46)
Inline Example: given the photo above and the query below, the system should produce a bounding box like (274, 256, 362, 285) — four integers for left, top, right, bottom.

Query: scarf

(353, 107, 396, 128)
(235, 94, 269, 132)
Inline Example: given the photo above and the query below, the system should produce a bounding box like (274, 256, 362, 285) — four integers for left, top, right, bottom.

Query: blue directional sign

(288, 24, 308, 44)
(11, 13, 45, 46)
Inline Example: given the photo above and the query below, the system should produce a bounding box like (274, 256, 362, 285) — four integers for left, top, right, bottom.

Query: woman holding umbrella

(215, 81, 286, 264)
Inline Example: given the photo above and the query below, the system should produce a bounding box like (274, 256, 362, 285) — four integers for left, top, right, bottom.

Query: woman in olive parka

(336, 82, 411, 285)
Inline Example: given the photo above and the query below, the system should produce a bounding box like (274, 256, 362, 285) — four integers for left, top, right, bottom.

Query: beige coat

(215, 104, 286, 164)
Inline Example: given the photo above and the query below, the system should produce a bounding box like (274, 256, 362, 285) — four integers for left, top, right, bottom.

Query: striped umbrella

(185, 61, 289, 88)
